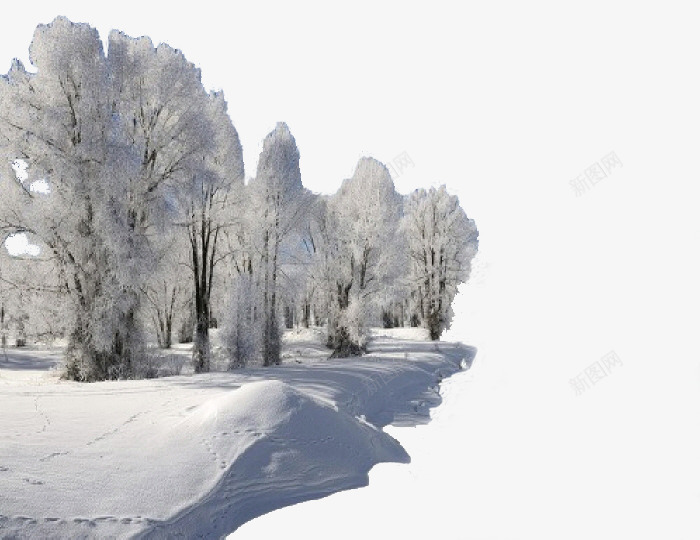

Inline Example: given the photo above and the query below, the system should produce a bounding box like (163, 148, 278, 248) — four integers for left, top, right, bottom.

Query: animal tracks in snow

(86, 412, 144, 447)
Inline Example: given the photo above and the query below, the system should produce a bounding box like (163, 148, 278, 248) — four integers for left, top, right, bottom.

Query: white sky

(2, 1, 699, 537)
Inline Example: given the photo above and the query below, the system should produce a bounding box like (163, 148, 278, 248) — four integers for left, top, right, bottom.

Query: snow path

(0, 338, 474, 539)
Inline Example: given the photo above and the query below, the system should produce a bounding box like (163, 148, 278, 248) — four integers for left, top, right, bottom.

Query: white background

(2, 2, 699, 538)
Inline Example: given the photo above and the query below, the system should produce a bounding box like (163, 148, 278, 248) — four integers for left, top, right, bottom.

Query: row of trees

(0, 18, 478, 381)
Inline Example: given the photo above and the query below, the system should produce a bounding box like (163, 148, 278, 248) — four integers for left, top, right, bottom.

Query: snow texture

(0, 333, 474, 538)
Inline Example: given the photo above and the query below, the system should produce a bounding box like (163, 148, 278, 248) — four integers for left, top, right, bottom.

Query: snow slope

(0, 335, 474, 539)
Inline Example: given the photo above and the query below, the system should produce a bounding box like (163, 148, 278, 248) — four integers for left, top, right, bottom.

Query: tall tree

(0, 18, 143, 380)
(183, 92, 244, 372)
(326, 157, 402, 356)
(249, 123, 309, 366)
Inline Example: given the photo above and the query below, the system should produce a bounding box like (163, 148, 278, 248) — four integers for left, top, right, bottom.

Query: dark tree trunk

(427, 310, 442, 341)
(382, 310, 393, 329)
(284, 306, 294, 329)
(302, 302, 311, 328)
(193, 316, 210, 373)
(0, 304, 5, 348)
(189, 195, 219, 373)
(330, 280, 364, 357)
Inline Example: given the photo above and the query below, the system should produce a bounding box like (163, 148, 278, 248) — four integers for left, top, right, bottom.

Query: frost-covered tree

(0, 17, 478, 379)
(0, 18, 244, 379)
(402, 185, 478, 339)
(180, 92, 244, 372)
(108, 31, 245, 371)
(326, 157, 402, 356)
(0, 18, 148, 380)
(299, 196, 338, 330)
(248, 123, 310, 366)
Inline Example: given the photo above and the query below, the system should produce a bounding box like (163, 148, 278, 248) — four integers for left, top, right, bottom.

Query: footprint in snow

(22, 477, 44, 485)
(39, 451, 69, 462)
(73, 517, 96, 527)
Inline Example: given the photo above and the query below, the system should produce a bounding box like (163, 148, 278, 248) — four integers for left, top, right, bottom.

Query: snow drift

(0, 337, 475, 538)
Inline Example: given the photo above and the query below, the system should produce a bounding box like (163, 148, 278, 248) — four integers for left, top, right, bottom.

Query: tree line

(0, 17, 478, 381)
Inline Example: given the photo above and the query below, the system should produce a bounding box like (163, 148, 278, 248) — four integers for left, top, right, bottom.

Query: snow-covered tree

(401, 185, 479, 339)
(248, 123, 311, 366)
(0, 18, 244, 378)
(0, 18, 148, 380)
(326, 157, 402, 356)
(108, 30, 246, 372)
(180, 92, 244, 372)
(0, 17, 478, 380)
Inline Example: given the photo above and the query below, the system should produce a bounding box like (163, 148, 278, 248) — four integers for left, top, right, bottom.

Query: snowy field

(0, 329, 474, 538)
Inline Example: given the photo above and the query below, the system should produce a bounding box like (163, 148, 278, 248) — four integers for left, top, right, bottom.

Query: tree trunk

(165, 314, 173, 349)
(267, 238, 281, 365)
(189, 202, 216, 373)
(1, 304, 5, 348)
(193, 316, 210, 373)
(330, 280, 363, 357)
(284, 306, 294, 329)
(302, 302, 310, 328)
(427, 310, 442, 341)
(262, 228, 271, 366)
(329, 325, 363, 358)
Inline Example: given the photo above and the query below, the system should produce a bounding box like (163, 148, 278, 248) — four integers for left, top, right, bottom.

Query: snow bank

(0, 336, 474, 538)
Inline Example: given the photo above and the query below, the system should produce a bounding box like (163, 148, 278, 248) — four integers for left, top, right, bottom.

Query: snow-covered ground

(235, 247, 700, 540)
(0, 331, 473, 538)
